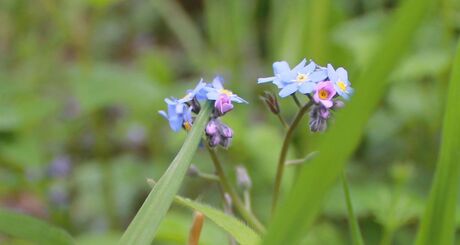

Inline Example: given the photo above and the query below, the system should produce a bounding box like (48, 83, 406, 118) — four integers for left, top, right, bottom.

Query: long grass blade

(415, 41, 460, 245)
(119, 102, 213, 245)
(262, 0, 433, 244)
(341, 172, 364, 245)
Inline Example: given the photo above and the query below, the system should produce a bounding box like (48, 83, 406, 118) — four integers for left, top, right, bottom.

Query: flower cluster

(258, 58, 353, 132)
(159, 76, 247, 148)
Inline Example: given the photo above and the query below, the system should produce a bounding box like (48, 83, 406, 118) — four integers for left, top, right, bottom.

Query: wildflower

(206, 76, 248, 104)
(258, 59, 327, 97)
(257, 60, 297, 88)
(159, 98, 193, 132)
(278, 60, 328, 97)
(313, 81, 336, 108)
(327, 64, 353, 100)
(178, 79, 208, 103)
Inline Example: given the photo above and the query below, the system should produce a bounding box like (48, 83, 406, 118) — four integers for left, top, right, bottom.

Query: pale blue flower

(277, 60, 328, 97)
(205, 76, 248, 104)
(159, 98, 193, 132)
(327, 64, 353, 100)
(178, 79, 207, 103)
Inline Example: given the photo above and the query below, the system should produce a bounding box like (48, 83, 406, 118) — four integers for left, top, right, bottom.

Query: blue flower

(257, 59, 327, 97)
(327, 64, 353, 100)
(257, 60, 297, 88)
(277, 60, 327, 97)
(159, 98, 193, 132)
(178, 79, 207, 103)
(205, 76, 248, 104)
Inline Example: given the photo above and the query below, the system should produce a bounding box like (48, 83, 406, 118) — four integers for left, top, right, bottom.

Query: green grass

(415, 41, 460, 245)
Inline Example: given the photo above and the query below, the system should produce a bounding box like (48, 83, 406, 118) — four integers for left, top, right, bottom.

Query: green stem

(277, 114, 289, 129)
(272, 101, 313, 213)
(206, 146, 266, 234)
(291, 94, 302, 108)
(341, 171, 364, 245)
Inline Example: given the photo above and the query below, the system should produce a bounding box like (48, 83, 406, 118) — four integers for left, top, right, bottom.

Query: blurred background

(0, 0, 459, 244)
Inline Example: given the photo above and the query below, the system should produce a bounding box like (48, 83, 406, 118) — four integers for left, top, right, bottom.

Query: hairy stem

(272, 100, 313, 213)
(206, 146, 266, 233)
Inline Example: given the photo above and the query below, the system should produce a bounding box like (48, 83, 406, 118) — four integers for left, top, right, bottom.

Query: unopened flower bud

(260, 91, 280, 114)
(209, 134, 221, 147)
(219, 137, 232, 149)
(220, 125, 233, 138)
(215, 94, 234, 116)
(206, 120, 218, 135)
(309, 105, 329, 132)
(236, 165, 252, 190)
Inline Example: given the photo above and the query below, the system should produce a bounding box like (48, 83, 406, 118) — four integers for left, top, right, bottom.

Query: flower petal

(231, 95, 249, 104)
(336, 67, 349, 81)
(310, 70, 328, 82)
(278, 83, 298, 97)
(206, 91, 220, 100)
(273, 61, 290, 74)
(299, 82, 316, 94)
(258, 77, 275, 84)
(292, 58, 307, 71)
(304, 60, 316, 73)
(212, 76, 224, 89)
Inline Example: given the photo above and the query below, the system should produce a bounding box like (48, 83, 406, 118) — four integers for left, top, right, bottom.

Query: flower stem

(206, 146, 266, 233)
(291, 94, 302, 108)
(276, 114, 289, 129)
(341, 171, 364, 245)
(272, 100, 313, 214)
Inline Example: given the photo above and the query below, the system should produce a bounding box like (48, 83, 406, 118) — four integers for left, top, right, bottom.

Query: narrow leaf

(119, 102, 212, 245)
(341, 172, 364, 245)
(415, 41, 460, 245)
(0, 208, 74, 245)
(175, 196, 261, 245)
(262, 0, 433, 244)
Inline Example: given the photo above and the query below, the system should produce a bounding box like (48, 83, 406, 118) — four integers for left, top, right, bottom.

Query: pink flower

(215, 94, 234, 115)
(313, 81, 336, 108)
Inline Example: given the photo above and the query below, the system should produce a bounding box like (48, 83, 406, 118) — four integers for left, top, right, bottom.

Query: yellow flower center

(295, 73, 309, 83)
(338, 80, 347, 92)
(319, 89, 329, 100)
(183, 122, 192, 131)
(219, 89, 233, 96)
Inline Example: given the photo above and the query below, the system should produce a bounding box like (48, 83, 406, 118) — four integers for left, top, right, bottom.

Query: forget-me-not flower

(206, 76, 248, 103)
(178, 79, 207, 103)
(277, 60, 328, 97)
(313, 81, 336, 108)
(327, 64, 353, 100)
(159, 98, 193, 132)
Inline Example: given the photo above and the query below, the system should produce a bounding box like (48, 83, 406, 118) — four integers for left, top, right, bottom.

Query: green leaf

(119, 102, 212, 245)
(341, 172, 364, 245)
(415, 42, 460, 245)
(262, 0, 434, 244)
(175, 196, 261, 245)
(0, 209, 74, 245)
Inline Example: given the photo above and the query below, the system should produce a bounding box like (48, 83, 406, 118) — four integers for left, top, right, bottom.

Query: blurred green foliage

(0, 0, 459, 244)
